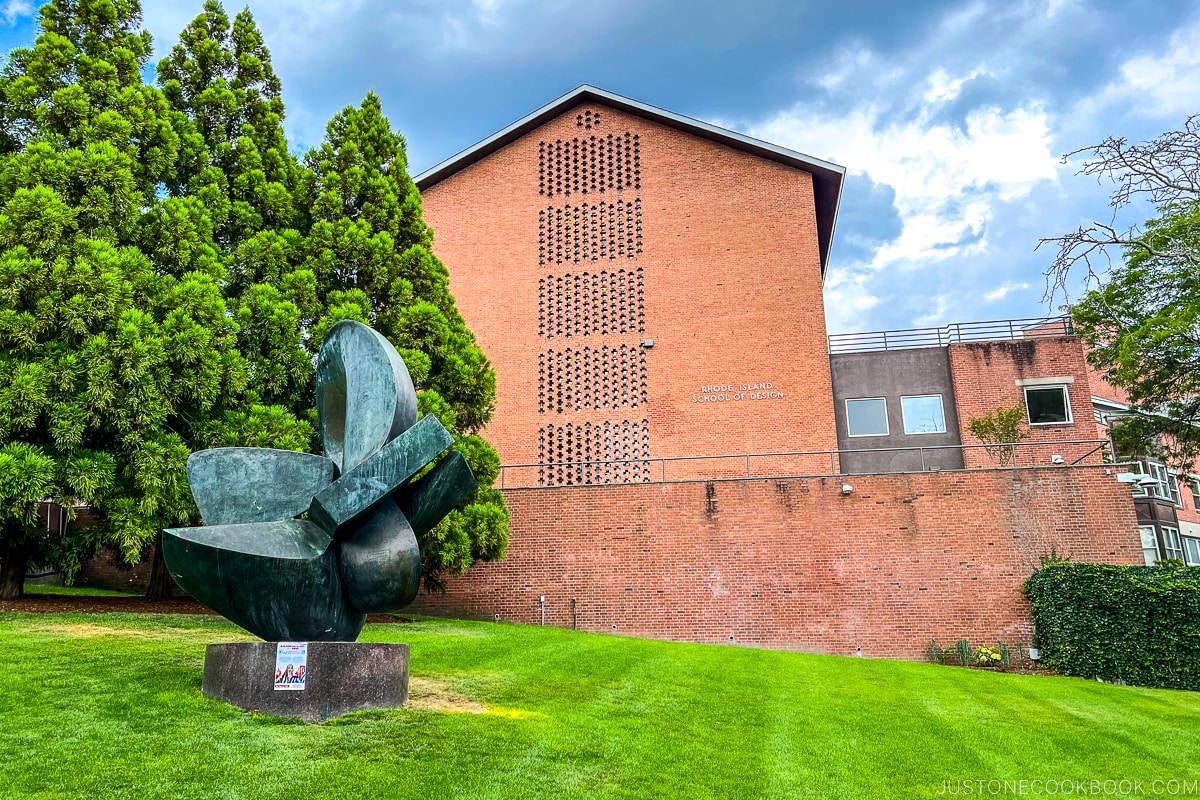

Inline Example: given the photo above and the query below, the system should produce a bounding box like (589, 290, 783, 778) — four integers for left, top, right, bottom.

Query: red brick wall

(1086, 361, 1130, 407)
(412, 466, 1142, 659)
(421, 103, 837, 485)
(948, 338, 1105, 467)
(76, 555, 155, 594)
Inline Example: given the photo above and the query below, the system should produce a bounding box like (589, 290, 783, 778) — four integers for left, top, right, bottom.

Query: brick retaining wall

(412, 465, 1141, 659)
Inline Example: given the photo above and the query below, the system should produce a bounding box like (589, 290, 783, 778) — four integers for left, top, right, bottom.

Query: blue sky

(4, 0, 1200, 333)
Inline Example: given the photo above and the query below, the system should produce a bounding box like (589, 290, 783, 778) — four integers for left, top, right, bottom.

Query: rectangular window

(1189, 477, 1200, 510)
(1184, 537, 1200, 567)
(846, 398, 889, 437)
(1168, 472, 1182, 507)
(1136, 461, 1181, 504)
(1025, 386, 1072, 425)
(1162, 526, 1185, 561)
(900, 395, 947, 435)
(1139, 525, 1160, 566)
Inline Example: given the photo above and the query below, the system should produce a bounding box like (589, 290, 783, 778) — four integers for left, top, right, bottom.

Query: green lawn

(0, 613, 1197, 800)
(23, 584, 136, 597)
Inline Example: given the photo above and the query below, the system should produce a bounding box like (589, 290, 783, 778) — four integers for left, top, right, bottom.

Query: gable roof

(414, 85, 846, 275)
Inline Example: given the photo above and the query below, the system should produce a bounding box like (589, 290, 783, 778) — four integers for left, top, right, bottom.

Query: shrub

(996, 641, 1012, 668)
(967, 404, 1030, 466)
(956, 638, 972, 668)
(1024, 562, 1200, 691)
(973, 646, 1003, 667)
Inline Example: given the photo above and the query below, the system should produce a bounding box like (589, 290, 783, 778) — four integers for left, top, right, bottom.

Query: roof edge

(414, 85, 846, 273)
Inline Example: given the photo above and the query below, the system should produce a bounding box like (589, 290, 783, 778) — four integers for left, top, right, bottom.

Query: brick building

(74, 86, 1189, 658)
(403, 86, 1163, 658)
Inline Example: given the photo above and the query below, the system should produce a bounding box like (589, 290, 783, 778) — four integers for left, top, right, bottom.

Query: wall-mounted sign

(693, 382, 785, 403)
(274, 642, 308, 691)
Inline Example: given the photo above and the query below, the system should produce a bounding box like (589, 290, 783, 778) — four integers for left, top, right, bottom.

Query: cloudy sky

(3, 0, 1199, 333)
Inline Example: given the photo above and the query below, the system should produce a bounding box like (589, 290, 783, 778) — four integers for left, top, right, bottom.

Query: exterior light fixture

(841, 484, 854, 495)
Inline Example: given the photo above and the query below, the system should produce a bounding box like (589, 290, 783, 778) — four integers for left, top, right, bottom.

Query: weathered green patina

(163, 320, 477, 642)
(308, 414, 453, 534)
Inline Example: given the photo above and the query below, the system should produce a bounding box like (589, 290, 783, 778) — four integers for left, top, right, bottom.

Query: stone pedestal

(202, 642, 410, 722)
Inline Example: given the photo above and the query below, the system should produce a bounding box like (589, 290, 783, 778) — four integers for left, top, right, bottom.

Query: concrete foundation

(202, 641, 410, 722)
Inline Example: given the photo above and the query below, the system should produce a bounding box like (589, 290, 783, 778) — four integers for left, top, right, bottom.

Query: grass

(22, 583, 136, 597)
(0, 613, 1198, 800)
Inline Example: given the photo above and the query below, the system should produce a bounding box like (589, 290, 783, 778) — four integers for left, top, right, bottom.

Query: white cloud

(1103, 17, 1200, 119)
(913, 294, 954, 327)
(983, 282, 1032, 302)
(822, 269, 881, 333)
(730, 0, 1083, 332)
(472, 0, 506, 26)
(922, 66, 990, 104)
(2, 0, 32, 25)
(750, 98, 1059, 274)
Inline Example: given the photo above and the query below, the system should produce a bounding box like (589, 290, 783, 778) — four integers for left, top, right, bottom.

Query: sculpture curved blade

(163, 520, 365, 642)
(339, 499, 422, 614)
(187, 448, 337, 526)
(316, 320, 418, 473)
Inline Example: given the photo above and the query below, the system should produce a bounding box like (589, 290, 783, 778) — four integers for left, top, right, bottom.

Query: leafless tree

(1040, 114, 1200, 301)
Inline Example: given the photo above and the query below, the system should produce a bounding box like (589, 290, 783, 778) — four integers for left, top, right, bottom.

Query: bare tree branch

(1041, 116, 1200, 303)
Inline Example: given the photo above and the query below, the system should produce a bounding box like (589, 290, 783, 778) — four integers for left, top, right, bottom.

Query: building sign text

(693, 382, 784, 403)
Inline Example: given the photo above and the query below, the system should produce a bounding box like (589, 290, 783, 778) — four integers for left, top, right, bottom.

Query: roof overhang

(414, 85, 846, 276)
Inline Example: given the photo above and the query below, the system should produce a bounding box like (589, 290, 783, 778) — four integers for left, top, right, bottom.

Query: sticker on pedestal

(274, 642, 308, 690)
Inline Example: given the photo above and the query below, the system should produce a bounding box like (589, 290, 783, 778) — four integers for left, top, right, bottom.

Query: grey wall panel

(830, 347, 964, 473)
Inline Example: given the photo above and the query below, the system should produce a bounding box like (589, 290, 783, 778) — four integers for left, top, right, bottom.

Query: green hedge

(1024, 562, 1200, 691)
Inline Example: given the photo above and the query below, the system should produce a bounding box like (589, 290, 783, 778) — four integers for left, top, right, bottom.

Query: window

(1139, 525, 1160, 566)
(1184, 537, 1200, 567)
(1189, 477, 1200, 510)
(900, 395, 947, 434)
(1025, 386, 1072, 425)
(846, 398, 889, 437)
(1168, 472, 1182, 507)
(1162, 526, 1185, 562)
(1133, 461, 1183, 505)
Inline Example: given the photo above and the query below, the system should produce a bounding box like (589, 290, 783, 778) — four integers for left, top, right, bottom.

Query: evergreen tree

(304, 94, 508, 587)
(0, 0, 246, 598)
(156, 0, 313, 417)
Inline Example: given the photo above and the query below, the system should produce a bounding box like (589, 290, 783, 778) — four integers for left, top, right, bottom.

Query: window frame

(1189, 477, 1200, 510)
(1167, 471, 1183, 507)
(1162, 526, 1185, 562)
(1184, 537, 1200, 567)
(1139, 525, 1161, 566)
(1024, 385, 1073, 426)
(845, 397, 890, 438)
(1134, 461, 1182, 505)
(899, 394, 947, 436)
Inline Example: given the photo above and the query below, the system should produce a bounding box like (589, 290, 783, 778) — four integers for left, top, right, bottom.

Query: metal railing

(497, 438, 1117, 489)
(827, 316, 1074, 354)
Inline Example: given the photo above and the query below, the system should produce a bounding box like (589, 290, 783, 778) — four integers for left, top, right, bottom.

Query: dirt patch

(27, 623, 149, 638)
(407, 676, 489, 714)
(0, 593, 215, 616)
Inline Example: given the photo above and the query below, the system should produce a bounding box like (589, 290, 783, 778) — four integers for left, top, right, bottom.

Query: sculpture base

(202, 642, 410, 722)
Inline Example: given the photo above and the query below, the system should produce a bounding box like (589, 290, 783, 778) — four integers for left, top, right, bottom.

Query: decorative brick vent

(537, 420, 651, 485)
(539, 200, 643, 265)
(538, 133, 641, 197)
(539, 268, 645, 338)
(575, 110, 601, 130)
(538, 345, 648, 412)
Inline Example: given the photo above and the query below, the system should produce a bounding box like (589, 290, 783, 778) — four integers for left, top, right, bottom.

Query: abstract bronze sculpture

(163, 320, 477, 642)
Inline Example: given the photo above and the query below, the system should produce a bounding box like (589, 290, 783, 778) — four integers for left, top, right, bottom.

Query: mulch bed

(0, 593, 407, 623)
